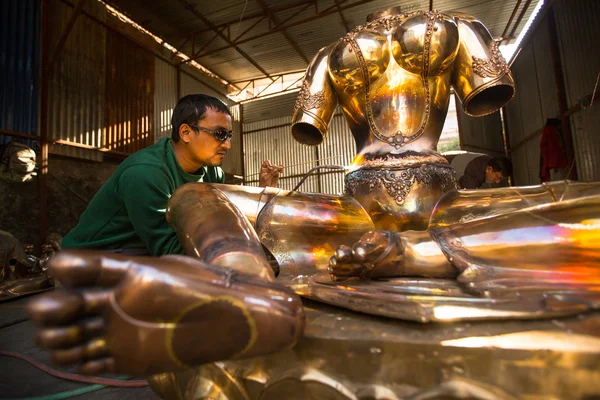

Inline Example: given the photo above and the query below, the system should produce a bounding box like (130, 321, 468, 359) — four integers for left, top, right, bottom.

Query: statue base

(148, 299, 600, 399)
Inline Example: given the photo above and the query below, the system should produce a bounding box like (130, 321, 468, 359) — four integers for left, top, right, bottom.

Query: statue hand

(259, 159, 284, 188)
(329, 231, 400, 281)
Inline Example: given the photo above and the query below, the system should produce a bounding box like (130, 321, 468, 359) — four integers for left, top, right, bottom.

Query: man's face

(182, 108, 232, 167)
(485, 166, 505, 184)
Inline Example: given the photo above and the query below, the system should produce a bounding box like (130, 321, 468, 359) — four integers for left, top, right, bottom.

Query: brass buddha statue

(25, 8, 600, 400)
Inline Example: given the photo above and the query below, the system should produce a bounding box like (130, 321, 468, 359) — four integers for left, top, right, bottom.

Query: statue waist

(349, 152, 450, 171)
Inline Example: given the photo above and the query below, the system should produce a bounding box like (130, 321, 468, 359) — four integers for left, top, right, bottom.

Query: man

(444, 151, 513, 189)
(62, 94, 282, 256)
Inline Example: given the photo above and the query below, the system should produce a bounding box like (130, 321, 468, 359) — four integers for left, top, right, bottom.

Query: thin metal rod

(288, 165, 345, 193)
(245, 156, 342, 177)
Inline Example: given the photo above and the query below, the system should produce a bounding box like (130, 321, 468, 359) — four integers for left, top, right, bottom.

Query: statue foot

(26, 251, 134, 375)
(328, 231, 402, 281)
(27, 251, 305, 376)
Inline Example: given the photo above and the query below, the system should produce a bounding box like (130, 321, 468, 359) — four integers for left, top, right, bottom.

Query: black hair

(171, 94, 231, 142)
(487, 156, 513, 178)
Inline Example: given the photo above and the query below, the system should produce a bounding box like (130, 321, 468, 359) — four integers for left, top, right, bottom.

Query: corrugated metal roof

(104, 0, 538, 86)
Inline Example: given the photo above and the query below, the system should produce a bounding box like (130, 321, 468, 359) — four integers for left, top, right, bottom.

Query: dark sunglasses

(187, 124, 233, 142)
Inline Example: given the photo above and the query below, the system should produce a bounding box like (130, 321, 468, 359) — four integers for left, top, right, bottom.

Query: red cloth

(540, 124, 567, 182)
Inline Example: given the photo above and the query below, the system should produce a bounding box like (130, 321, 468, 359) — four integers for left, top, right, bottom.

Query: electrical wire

(0, 350, 148, 388)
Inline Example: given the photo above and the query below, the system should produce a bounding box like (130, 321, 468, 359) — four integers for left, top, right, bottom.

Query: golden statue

(26, 8, 600, 399)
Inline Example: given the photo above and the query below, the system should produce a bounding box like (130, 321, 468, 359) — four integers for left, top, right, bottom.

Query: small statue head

(366, 6, 403, 22)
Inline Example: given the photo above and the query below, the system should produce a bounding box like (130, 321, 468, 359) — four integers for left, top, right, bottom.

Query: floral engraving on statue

(472, 39, 511, 78)
(343, 11, 443, 149)
(294, 80, 325, 112)
(344, 164, 457, 205)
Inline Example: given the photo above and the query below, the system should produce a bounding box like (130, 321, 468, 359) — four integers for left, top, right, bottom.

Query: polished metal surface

(149, 301, 600, 400)
(167, 183, 275, 281)
(23, 7, 600, 400)
(292, 9, 515, 230)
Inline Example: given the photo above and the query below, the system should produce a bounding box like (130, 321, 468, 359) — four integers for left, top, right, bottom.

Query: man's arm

(118, 165, 184, 256)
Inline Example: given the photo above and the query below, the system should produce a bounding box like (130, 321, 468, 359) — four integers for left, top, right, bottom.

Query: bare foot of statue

(329, 230, 457, 281)
(26, 251, 304, 376)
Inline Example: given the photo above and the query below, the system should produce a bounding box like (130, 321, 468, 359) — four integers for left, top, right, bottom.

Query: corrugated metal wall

(48, 0, 106, 153)
(154, 57, 177, 143)
(504, 0, 600, 184)
(316, 114, 356, 195)
(0, 0, 40, 149)
(503, 23, 553, 185)
(456, 107, 505, 156)
(242, 91, 299, 124)
(553, 0, 600, 181)
(242, 96, 355, 194)
(105, 29, 154, 153)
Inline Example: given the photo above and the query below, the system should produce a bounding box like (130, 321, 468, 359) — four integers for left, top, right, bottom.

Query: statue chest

(328, 11, 459, 148)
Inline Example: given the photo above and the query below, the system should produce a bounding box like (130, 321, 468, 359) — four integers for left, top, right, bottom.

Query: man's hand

(259, 159, 284, 188)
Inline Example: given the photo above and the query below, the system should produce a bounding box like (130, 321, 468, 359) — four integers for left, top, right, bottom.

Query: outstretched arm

(291, 44, 338, 145)
(451, 13, 515, 117)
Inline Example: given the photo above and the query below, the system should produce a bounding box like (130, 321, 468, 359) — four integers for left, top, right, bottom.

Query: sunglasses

(187, 124, 233, 142)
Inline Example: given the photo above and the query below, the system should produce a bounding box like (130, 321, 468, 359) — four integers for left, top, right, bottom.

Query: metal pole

(39, 0, 51, 244)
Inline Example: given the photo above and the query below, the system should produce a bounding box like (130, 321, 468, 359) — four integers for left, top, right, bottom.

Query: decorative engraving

(294, 80, 325, 112)
(472, 38, 511, 78)
(345, 163, 457, 205)
(343, 11, 443, 149)
(351, 11, 420, 33)
(358, 152, 449, 169)
(430, 227, 472, 273)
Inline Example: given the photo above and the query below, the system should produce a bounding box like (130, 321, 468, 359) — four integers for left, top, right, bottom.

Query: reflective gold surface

(167, 183, 275, 281)
(292, 9, 515, 229)
(24, 7, 600, 400)
(150, 301, 600, 400)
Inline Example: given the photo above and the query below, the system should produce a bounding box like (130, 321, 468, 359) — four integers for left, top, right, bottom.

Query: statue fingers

(334, 245, 353, 262)
(77, 357, 116, 375)
(49, 250, 131, 288)
(27, 289, 111, 326)
(35, 317, 104, 349)
(50, 338, 109, 366)
(353, 231, 395, 262)
(328, 256, 364, 281)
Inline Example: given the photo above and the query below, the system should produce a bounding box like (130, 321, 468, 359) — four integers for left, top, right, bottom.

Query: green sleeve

(118, 165, 185, 256)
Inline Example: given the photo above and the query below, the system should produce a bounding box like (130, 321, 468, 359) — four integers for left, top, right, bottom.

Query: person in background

(61, 94, 282, 256)
(444, 151, 513, 189)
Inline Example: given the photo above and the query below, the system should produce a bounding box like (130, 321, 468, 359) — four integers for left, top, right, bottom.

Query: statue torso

(328, 11, 459, 157)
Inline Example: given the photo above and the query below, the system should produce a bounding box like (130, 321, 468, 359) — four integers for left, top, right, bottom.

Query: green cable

(3, 376, 133, 400)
